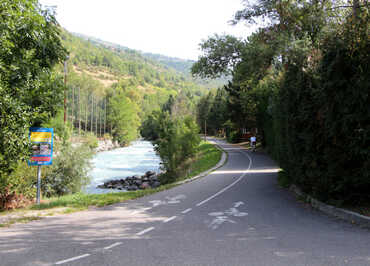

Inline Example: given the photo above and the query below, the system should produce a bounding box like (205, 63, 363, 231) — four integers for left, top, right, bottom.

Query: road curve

(0, 138, 369, 266)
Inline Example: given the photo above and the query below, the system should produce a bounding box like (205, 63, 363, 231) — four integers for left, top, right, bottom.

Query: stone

(140, 182, 151, 190)
(134, 179, 143, 186)
(127, 185, 138, 191)
(149, 174, 158, 181)
(145, 171, 156, 177)
(151, 181, 161, 188)
(133, 175, 141, 180)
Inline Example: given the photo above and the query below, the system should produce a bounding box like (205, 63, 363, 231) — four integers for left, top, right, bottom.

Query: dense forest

(192, 0, 369, 205)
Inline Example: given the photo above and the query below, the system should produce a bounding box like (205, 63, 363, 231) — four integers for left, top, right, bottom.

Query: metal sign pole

(36, 165, 41, 204)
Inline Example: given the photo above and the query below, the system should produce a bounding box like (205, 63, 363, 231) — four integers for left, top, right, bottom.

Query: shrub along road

(0, 139, 369, 266)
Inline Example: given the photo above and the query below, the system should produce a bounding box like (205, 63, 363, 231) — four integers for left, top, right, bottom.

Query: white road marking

(234, 201, 244, 208)
(263, 237, 276, 240)
(207, 202, 248, 230)
(149, 195, 186, 207)
(274, 251, 305, 257)
(196, 151, 252, 207)
(209, 212, 224, 216)
(225, 208, 248, 217)
(163, 216, 177, 223)
(149, 200, 166, 207)
(131, 207, 152, 215)
(166, 195, 186, 203)
(136, 227, 155, 236)
(103, 242, 122, 250)
(208, 216, 236, 230)
(55, 254, 91, 265)
(181, 208, 192, 214)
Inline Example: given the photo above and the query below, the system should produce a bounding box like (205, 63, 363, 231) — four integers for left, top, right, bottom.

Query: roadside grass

(30, 184, 177, 211)
(0, 141, 222, 226)
(0, 216, 42, 227)
(177, 141, 223, 181)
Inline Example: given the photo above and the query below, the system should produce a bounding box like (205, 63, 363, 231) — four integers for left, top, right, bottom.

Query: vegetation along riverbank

(0, 141, 221, 227)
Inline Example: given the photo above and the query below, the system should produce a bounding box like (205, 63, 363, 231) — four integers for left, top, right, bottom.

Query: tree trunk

(91, 95, 93, 132)
(353, 0, 360, 18)
(78, 87, 81, 136)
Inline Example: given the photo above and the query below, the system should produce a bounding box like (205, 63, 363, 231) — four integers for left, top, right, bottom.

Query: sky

(39, 0, 256, 60)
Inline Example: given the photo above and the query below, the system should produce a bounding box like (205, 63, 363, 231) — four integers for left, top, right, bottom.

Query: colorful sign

(28, 128, 54, 166)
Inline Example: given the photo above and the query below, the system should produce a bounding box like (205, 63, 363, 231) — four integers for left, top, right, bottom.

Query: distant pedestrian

(250, 135, 256, 151)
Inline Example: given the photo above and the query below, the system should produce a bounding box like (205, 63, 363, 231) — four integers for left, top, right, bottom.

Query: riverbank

(86, 140, 161, 194)
(0, 141, 222, 227)
(95, 139, 121, 152)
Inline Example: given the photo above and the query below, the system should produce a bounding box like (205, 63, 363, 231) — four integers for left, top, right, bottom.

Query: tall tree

(0, 0, 67, 177)
(108, 93, 141, 145)
(191, 34, 245, 79)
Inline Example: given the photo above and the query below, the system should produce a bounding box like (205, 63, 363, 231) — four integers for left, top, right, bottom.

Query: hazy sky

(39, 0, 255, 60)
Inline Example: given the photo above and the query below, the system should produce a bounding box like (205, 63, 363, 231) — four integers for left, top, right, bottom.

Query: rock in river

(97, 172, 161, 191)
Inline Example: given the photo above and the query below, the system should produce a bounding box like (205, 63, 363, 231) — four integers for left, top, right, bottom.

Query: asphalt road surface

(1, 139, 369, 266)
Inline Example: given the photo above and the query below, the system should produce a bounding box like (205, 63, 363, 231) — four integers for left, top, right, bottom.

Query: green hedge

(274, 17, 369, 205)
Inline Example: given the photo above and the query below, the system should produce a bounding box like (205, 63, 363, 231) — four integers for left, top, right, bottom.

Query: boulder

(140, 182, 151, 190)
(151, 181, 161, 188)
(149, 174, 158, 181)
(133, 175, 141, 180)
(127, 185, 138, 191)
(134, 179, 143, 186)
(145, 171, 156, 177)
(116, 185, 125, 190)
(96, 171, 159, 191)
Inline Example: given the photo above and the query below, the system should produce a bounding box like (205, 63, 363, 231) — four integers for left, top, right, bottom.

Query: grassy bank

(0, 141, 222, 226)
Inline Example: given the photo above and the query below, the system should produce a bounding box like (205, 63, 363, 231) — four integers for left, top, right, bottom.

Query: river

(84, 140, 161, 194)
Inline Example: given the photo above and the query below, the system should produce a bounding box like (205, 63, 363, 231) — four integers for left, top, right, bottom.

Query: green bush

(84, 132, 99, 149)
(227, 130, 242, 143)
(0, 161, 38, 210)
(277, 170, 291, 188)
(153, 113, 201, 184)
(41, 144, 93, 197)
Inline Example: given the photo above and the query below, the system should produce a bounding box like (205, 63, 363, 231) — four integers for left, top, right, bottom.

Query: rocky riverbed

(97, 170, 161, 191)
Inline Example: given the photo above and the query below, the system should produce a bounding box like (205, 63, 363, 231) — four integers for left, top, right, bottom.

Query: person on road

(250, 135, 256, 151)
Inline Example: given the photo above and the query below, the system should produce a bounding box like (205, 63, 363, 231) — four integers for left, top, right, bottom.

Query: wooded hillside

(58, 30, 210, 144)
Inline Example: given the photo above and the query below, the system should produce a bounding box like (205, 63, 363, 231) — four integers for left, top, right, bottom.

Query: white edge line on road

(136, 227, 155, 236)
(196, 150, 252, 207)
(163, 216, 177, 223)
(131, 207, 152, 215)
(103, 242, 122, 250)
(55, 254, 91, 265)
(181, 208, 192, 214)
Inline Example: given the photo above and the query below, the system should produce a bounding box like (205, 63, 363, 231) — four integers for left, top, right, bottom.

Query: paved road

(0, 139, 369, 266)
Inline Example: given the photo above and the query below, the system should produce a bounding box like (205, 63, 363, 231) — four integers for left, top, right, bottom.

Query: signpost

(28, 128, 54, 204)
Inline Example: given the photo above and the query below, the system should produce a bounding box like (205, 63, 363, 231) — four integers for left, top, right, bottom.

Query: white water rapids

(84, 140, 161, 194)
